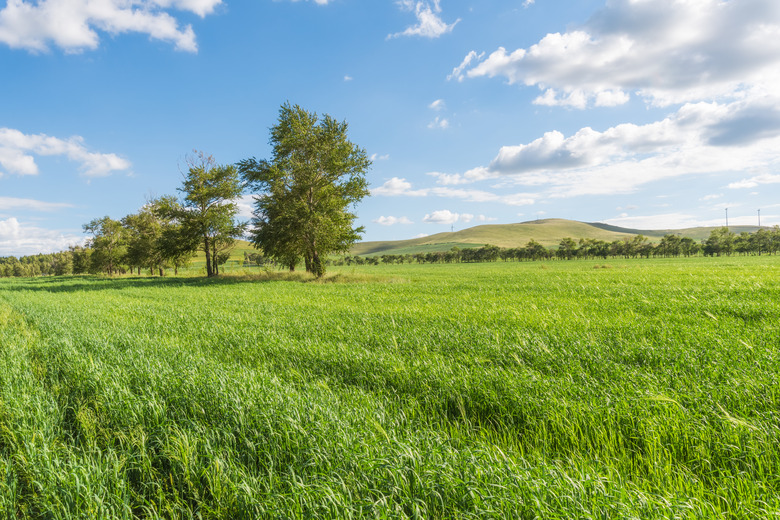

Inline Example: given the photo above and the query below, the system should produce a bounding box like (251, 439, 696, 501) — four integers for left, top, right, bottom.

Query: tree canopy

(238, 103, 371, 277)
(167, 151, 246, 277)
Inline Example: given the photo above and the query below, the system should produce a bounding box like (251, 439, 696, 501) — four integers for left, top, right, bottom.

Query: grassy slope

(351, 218, 641, 256)
(351, 218, 766, 256)
(0, 257, 779, 518)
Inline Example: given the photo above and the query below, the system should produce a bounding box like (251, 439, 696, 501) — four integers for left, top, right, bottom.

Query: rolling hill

(350, 218, 765, 256)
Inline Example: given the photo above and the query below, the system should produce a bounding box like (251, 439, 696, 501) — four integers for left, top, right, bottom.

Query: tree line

(0, 104, 370, 279)
(3, 222, 779, 279)
(328, 227, 780, 267)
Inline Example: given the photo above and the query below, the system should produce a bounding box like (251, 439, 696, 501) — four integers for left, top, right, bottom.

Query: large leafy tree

(171, 151, 245, 277)
(238, 103, 371, 277)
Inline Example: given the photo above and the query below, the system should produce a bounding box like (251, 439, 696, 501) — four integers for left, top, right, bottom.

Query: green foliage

(239, 103, 371, 277)
(172, 151, 246, 277)
(0, 258, 779, 517)
(83, 216, 126, 275)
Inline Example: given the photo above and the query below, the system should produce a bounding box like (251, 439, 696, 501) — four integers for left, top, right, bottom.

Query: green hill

(351, 218, 767, 256)
(351, 219, 636, 256)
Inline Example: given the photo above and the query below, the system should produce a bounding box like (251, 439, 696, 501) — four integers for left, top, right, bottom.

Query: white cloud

(422, 210, 494, 225)
(373, 177, 537, 206)
(370, 153, 390, 161)
(0, 0, 223, 53)
(388, 0, 459, 40)
(427, 116, 449, 130)
(438, 94, 780, 198)
(235, 194, 255, 220)
(700, 194, 723, 201)
(0, 128, 131, 177)
(0, 217, 84, 256)
(429, 99, 446, 111)
(372, 177, 428, 197)
(373, 215, 413, 226)
(454, 0, 780, 107)
(728, 173, 780, 189)
(448, 50, 483, 82)
(414, 233, 430, 238)
(0, 196, 74, 212)
(423, 209, 459, 225)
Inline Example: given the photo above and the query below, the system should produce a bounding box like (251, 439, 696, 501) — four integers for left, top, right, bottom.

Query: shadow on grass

(2, 269, 405, 293)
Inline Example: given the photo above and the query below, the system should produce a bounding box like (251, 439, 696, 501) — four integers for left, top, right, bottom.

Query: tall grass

(0, 257, 778, 518)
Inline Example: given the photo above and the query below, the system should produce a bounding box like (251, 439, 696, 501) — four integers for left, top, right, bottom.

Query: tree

(169, 151, 246, 277)
(704, 227, 734, 256)
(238, 103, 371, 277)
(123, 197, 197, 276)
(83, 216, 126, 275)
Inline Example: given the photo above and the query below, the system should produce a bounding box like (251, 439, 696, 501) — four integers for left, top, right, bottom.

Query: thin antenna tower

(725, 207, 728, 228)
(758, 209, 761, 227)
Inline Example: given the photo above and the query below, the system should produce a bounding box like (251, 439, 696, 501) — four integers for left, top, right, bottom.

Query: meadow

(0, 257, 778, 518)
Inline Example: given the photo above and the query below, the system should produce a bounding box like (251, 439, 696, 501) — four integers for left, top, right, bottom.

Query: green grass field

(1, 257, 779, 518)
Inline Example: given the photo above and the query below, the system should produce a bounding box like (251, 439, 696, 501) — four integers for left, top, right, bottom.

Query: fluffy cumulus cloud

(0, 217, 84, 256)
(0, 0, 224, 53)
(0, 128, 131, 177)
(452, 0, 780, 108)
(429, 92, 780, 198)
(373, 215, 413, 226)
(423, 209, 459, 225)
(388, 0, 459, 39)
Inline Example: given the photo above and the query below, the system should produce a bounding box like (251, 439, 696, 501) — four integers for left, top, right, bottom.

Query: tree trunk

(312, 251, 324, 278)
(204, 237, 213, 277)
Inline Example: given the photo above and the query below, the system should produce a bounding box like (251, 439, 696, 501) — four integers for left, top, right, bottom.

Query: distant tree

(70, 245, 92, 274)
(83, 216, 126, 275)
(123, 207, 162, 275)
(557, 237, 578, 259)
(703, 227, 734, 256)
(238, 103, 371, 277)
(52, 252, 73, 276)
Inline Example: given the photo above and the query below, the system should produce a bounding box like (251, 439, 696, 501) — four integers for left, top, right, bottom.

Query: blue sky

(1, 0, 779, 255)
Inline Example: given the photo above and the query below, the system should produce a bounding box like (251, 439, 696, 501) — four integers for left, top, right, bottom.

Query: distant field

(1, 257, 779, 517)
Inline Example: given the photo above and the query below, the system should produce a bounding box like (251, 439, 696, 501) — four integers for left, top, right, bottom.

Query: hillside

(351, 219, 637, 256)
(351, 218, 766, 256)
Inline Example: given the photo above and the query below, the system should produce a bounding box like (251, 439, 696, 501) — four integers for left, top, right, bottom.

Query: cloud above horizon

(388, 0, 459, 40)
(451, 0, 780, 108)
(425, 95, 780, 198)
(0, 0, 223, 53)
(0, 128, 131, 177)
(0, 216, 84, 256)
